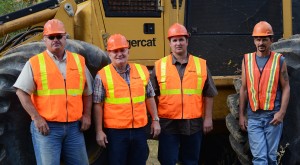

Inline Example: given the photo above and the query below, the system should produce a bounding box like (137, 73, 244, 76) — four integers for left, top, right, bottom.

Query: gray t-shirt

(247, 54, 285, 119)
(14, 50, 93, 96)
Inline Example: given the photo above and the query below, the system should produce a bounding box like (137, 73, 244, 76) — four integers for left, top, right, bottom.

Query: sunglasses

(47, 35, 64, 40)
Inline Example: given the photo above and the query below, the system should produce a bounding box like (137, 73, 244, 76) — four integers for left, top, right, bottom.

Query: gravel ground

(146, 140, 160, 165)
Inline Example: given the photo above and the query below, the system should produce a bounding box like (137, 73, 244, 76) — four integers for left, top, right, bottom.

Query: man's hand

(151, 121, 161, 138)
(80, 114, 91, 131)
(239, 114, 248, 131)
(33, 115, 50, 136)
(96, 131, 108, 148)
(203, 118, 213, 134)
(270, 111, 285, 126)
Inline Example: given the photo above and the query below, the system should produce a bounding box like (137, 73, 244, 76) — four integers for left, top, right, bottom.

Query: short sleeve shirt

(150, 54, 218, 135)
(13, 50, 93, 96)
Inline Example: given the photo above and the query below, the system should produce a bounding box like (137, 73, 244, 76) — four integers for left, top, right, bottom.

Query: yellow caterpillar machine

(0, 0, 300, 164)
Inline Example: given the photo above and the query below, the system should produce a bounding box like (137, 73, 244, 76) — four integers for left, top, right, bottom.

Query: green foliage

(0, 0, 84, 47)
(277, 143, 290, 165)
(0, 0, 42, 47)
(0, 1, 32, 16)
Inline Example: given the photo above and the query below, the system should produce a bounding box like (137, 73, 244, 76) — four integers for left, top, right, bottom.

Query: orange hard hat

(252, 21, 274, 37)
(168, 23, 189, 39)
(43, 19, 66, 35)
(107, 34, 129, 51)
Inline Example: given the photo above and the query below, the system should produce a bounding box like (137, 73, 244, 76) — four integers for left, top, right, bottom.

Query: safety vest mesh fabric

(30, 51, 86, 122)
(98, 63, 149, 128)
(155, 55, 207, 119)
(244, 52, 281, 111)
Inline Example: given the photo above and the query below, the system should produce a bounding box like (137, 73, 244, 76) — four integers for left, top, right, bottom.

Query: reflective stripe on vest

(160, 55, 203, 95)
(34, 52, 84, 96)
(104, 64, 146, 104)
(264, 53, 281, 109)
(245, 52, 281, 110)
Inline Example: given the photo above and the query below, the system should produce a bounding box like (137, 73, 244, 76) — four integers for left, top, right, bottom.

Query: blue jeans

(248, 117, 283, 165)
(158, 131, 202, 165)
(30, 121, 89, 165)
(106, 127, 148, 165)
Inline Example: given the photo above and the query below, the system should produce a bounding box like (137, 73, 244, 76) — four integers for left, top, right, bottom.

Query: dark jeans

(158, 131, 202, 165)
(106, 127, 148, 165)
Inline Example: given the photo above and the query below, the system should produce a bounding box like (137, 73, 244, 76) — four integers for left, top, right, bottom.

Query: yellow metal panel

(282, 0, 293, 38)
(74, 2, 92, 43)
(74, 0, 107, 50)
(162, 0, 186, 56)
(212, 76, 237, 120)
(103, 18, 165, 64)
(54, 0, 77, 39)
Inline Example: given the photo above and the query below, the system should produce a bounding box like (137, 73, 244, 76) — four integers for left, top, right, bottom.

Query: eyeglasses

(47, 35, 64, 40)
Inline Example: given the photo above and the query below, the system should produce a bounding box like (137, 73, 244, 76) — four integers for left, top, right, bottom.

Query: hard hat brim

(44, 31, 66, 36)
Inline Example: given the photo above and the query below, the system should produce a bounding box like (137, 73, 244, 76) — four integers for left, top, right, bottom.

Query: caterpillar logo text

(128, 38, 156, 47)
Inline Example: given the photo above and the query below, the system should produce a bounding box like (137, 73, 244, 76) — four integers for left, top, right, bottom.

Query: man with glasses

(14, 19, 93, 165)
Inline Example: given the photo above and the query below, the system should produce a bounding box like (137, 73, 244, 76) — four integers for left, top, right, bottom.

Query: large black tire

(226, 34, 300, 164)
(0, 40, 110, 165)
(271, 34, 300, 164)
(226, 79, 251, 165)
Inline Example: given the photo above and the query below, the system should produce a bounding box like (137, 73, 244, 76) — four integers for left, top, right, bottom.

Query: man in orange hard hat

(150, 23, 218, 164)
(93, 34, 161, 165)
(239, 21, 290, 164)
(14, 19, 93, 165)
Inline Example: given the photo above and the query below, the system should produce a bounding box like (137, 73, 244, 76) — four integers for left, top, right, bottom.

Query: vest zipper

(128, 84, 134, 128)
(64, 79, 68, 122)
(180, 79, 184, 119)
(257, 57, 261, 109)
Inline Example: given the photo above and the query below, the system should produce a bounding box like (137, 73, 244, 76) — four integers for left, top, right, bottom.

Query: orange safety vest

(155, 54, 207, 119)
(30, 50, 86, 122)
(98, 63, 149, 129)
(244, 52, 282, 111)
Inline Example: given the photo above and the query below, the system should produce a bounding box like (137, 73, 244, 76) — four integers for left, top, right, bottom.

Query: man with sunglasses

(14, 19, 93, 165)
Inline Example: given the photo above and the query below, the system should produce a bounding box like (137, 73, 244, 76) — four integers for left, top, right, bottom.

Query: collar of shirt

(112, 64, 131, 74)
(46, 50, 66, 62)
(172, 53, 189, 65)
(112, 64, 131, 84)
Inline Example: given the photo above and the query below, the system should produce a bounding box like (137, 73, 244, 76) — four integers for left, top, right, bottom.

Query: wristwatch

(152, 117, 160, 122)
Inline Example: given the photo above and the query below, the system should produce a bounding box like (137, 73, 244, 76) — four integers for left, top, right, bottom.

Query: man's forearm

(94, 103, 104, 132)
(279, 84, 290, 114)
(16, 89, 40, 120)
(204, 97, 213, 119)
(239, 88, 247, 117)
(146, 97, 159, 120)
(83, 95, 92, 117)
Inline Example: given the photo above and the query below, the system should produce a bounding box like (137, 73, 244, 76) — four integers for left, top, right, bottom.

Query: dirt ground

(146, 140, 160, 165)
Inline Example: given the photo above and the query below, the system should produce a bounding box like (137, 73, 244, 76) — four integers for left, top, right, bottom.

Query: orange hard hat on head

(43, 19, 66, 35)
(107, 34, 129, 51)
(252, 21, 274, 37)
(168, 23, 189, 39)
